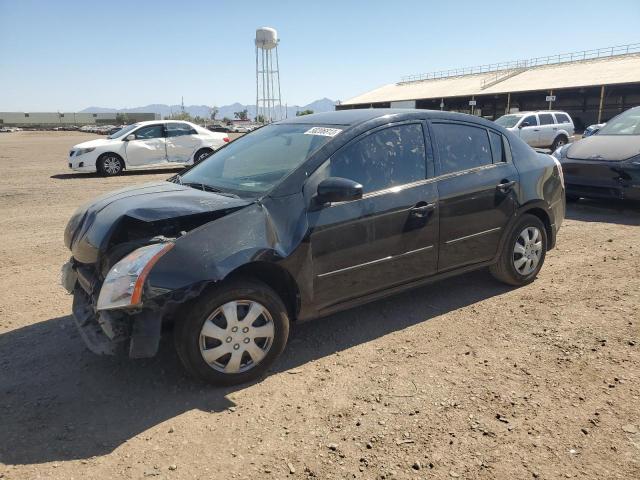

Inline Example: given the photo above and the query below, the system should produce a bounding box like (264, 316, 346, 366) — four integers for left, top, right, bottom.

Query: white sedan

(68, 121, 229, 176)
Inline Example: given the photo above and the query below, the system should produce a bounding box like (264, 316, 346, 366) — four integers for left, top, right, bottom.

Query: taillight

(223, 137, 230, 143)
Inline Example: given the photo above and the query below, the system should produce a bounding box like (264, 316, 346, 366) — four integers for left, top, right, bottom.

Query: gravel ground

(0, 131, 638, 480)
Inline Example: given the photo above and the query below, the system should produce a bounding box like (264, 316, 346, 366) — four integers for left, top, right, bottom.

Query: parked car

(67, 120, 230, 176)
(495, 111, 574, 151)
(61, 109, 565, 385)
(207, 125, 232, 133)
(553, 106, 640, 201)
(582, 123, 605, 138)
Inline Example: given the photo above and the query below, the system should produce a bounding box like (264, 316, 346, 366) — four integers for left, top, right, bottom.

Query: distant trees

(255, 114, 266, 123)
(296, 109, 314, 116)
(222, 117, 232, 125)
(234, 109, 249, 121)
(210, 107, 219, 121)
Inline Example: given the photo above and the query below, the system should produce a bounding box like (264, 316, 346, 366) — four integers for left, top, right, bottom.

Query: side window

(554, 113, 570, 124)
(489, 131, 505, 163)
(521, 115, 538, 127)
(432, 123, 493, 174)
(539, 113, 555, 125)
(328, 124, 426, 194)
(134, 125, 164, 140)
(166, 122, 197, 137)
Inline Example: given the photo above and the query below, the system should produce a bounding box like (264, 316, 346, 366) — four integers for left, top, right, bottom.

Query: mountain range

(81, 98, 337, 121)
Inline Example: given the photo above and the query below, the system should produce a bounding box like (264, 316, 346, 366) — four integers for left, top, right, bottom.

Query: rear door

(431, 121, 519, 271)
(165, 122, 200, 163)
(307, 122, 439, 309)
(124, 124, 167, 166)
(517, 114, 540, 146)
(537, 112, 556, 147)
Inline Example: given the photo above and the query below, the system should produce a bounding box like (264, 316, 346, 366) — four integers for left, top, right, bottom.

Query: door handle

(409, 203, 436, 217)
(533, 129, 540, 132)
(496, 180, 516, 193)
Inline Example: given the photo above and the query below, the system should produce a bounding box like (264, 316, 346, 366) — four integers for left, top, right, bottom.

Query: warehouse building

(337, 44, 640, 130)
(0, 111, 159, 127)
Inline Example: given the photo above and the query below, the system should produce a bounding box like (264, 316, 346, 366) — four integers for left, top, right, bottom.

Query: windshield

(597, 108, 640, 135)
(108, 123, 139, 139)
(495, 115, 521, 128)
(179, 124, 340, 196)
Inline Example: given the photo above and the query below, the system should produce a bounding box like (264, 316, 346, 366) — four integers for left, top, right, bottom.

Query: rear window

(432, 123, 493, 174)
(554, 113, 570, 124)
(539, 113, 555, 125)
(489, 131, 505, 163)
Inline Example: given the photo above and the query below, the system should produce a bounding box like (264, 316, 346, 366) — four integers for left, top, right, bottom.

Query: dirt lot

(0, 131, 638, 480)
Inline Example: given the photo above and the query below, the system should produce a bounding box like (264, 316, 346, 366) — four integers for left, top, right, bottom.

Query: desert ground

(0, 131, 638, 480)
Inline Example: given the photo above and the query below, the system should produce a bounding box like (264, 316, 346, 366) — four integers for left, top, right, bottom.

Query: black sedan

(554, 106, 640, 201)
(62, 109, 565, 385)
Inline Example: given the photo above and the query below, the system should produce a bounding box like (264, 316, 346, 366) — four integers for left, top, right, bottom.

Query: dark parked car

(554, 106, 640, 201)
(62, 109, 565, 385)
(208, 125, 232, 133)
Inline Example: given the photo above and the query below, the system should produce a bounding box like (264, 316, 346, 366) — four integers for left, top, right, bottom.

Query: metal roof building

(337, 44, 640, 130)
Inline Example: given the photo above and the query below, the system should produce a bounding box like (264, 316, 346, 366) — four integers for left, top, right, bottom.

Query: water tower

(255, 27, 282, 123)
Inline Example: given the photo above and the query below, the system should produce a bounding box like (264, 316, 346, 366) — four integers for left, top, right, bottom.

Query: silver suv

(495, 111, 574, 150)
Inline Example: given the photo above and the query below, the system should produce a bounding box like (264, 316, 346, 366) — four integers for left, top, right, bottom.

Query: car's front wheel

(97, 153, 124, 176)
(490, 214, 547, 286)
(174, 279, 290, 386)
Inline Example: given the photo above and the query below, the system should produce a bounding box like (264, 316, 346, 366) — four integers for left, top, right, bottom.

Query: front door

(307, 122, 439, 310)
(517, 114, 540, 147)
(124, 124, 167, 166)
(165, 122, 200, 163)
(430, 121, 519, 271)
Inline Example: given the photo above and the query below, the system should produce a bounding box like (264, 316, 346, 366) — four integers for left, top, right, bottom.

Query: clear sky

(1, 0, 639, 111)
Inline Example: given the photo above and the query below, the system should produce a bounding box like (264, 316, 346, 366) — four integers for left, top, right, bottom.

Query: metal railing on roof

(398, 43, 640, 85)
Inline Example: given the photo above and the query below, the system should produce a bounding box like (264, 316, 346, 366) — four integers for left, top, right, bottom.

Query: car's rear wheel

(194, 148, 213, 164)
(490, 214, 547, 286)
(174, 279, 289, 386)
(97, 153, 124, 176)
(551, 135, 568, 151)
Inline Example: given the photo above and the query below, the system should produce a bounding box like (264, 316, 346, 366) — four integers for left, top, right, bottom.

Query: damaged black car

(62, 109, 565, 386)
(553, 106, 640, 202)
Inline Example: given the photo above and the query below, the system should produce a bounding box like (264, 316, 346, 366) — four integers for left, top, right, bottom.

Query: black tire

(550, 135, 568, 152)
(174, 279, 290, 386)
(97, 153, 124, 176)
(193, 148, 213, 164)
(490, 214, 548, 286)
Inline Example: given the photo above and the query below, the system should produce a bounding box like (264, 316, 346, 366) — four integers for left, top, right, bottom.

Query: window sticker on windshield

(304, 127, 342, 137)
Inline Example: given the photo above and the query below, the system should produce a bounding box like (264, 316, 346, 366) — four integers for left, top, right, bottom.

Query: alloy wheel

(513, 226, 543, 276)
(199, 300, 275, 374)
(103, 156, 121, 175)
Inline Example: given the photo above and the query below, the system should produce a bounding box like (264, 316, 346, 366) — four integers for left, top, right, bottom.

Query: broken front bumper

(63, 260, 162, 358)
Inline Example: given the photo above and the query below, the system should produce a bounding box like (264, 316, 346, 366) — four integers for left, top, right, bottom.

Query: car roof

(506, 111, 571, 116)
(278, 108, 499, 128)
(131, 120, 196, 126)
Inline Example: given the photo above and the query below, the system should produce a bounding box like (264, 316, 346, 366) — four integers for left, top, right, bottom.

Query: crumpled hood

(65, 181, 252, 264)
(566, 135, 640, 161)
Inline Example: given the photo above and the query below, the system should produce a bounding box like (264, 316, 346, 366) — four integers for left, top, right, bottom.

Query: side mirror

(519, 122, 530, 128)
(316, 177, 363, 204)
(125, 134, 135, 141)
